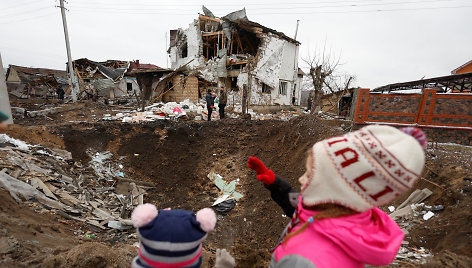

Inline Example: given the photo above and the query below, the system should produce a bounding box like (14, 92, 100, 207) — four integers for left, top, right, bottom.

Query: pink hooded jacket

(271, 199, 404, 268)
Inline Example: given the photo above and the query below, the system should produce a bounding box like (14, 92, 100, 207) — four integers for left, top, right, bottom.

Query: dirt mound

(419, 250, 472, 268)
(40, 242, 135, 268)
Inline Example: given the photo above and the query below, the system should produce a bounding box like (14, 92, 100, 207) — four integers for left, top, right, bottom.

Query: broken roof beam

(199, 14, 221, 22)
(202, 31, 224, 37)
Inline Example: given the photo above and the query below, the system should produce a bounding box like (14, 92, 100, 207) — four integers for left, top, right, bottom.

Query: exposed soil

(1, 100, 471, 267)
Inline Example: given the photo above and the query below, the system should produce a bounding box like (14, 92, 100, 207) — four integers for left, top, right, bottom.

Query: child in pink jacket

(248, 125, 427, 268)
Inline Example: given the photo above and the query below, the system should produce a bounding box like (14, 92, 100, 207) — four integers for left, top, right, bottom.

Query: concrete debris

(396, 188, 433, 210)
(102, 99, 305, 122)
(0, 134, 148, 234)
(394, 247, 433, 264)
(388, 187, 447, 264)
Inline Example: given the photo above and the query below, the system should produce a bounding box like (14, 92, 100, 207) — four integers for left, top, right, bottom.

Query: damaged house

(6, 65, 68, 99)
(167, 7, 302, 111)
(72, 59, 159, 101)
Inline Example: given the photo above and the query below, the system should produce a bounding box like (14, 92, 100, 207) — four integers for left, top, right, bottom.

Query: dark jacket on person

(219, 90, 227, 105)
(206, 93, 215, 108)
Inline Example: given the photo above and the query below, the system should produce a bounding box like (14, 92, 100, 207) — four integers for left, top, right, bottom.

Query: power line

(250, 4, 472, 14)
(0, 10, 57, 24)
(64, 0, 470, 15)
(0, 0, 47, 11)
(68, 4, 472, 15)
(68, 0, 465, 8)
(0, 6, 53, 17)
(68, 0, 465, 11)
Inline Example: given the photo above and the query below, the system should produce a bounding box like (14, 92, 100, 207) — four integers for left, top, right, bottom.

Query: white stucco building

(168, 8, 302, 109)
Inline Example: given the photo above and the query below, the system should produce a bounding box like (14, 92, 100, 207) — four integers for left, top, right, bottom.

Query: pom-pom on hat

(302, 125, 426, 212)
(131, 204, 216, 268)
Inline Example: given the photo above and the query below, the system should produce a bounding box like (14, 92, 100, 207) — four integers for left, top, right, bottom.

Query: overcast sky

(0, 0, 470, 89)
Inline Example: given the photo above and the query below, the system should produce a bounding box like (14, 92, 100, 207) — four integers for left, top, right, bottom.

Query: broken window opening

(203, 32, 224, 61)
(229, 29, 260, 57)
(262, 83, 272, 94)
(127, 82, 133, 92)
(279, 81, 288, 95)
(180, 43, 188, 58)
(231, 77, 238, 91)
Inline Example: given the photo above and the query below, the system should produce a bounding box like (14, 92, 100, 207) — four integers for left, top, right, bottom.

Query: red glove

(247, 157, 275, 185)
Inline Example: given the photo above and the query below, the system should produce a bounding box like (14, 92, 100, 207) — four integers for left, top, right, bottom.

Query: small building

(72, 58, 160, 100)
(451, 59, 472, 75)
(320, 88, 356, 116)
(6, 65, 68, 99)
(167, 7, 301, 111)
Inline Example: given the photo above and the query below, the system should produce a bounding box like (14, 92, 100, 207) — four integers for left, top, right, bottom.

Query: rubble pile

(101, 99, 306, 123)
(0, 134, 147, 237)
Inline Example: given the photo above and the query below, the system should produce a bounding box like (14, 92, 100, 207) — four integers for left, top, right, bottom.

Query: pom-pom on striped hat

(131, 204, 216, 268)
(302, 125, 427, 212)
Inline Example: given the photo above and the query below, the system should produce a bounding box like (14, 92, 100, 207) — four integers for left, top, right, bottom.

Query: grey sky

(0, 0, 470, 89)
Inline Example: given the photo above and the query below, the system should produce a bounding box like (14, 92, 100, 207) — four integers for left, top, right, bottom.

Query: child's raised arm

(247, 157, 296, 217)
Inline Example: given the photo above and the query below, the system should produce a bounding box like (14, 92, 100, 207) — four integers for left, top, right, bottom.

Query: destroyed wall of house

(246, 34, 300, 107)
(169, 23, 203, 71)
(162, 75, 199, 103)
(320, 88, 355, 116)
(168, 9, 301, 109)
(73, 59, 137, 100)
(118, 77, 140, 97)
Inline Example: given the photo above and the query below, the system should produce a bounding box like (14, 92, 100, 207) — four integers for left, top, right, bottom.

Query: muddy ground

(1, 100, 471, 267)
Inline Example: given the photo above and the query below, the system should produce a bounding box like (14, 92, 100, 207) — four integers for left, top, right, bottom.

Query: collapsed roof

(373, 72, 472, 93)
(7, 65, 68, 84)
(72, 58, 130, 81)
(220, 8, 300, 45)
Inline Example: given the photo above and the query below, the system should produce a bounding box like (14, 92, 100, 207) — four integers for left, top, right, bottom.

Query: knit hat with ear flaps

(131, 204, 217, 268)
(301, 125, 427, 212)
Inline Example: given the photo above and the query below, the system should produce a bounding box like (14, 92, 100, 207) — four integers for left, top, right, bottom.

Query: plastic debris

(208, 172, 243, 214)
(214, 199, 235, 215)
(423, 211, 435, 220)
(208, 172, 243, 201)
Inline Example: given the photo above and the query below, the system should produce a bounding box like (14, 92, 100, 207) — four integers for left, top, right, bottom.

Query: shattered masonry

(168, 7, 304, 108)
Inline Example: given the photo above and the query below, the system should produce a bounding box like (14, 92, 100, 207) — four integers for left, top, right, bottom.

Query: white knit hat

(302, 125, 426, 212)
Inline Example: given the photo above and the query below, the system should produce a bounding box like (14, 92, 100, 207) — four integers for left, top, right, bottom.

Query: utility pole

(294, 20, 300, 40)
(165, 31, 169, 68)
(293, 20, 300, 106)
(59, 0, 79, 102)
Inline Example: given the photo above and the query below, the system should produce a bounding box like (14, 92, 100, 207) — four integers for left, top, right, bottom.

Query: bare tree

(303, 43, 340, 114)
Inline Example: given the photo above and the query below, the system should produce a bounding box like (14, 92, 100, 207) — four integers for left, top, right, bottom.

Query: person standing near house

(205, 89, 216, 121)
(218, 87, 227, 119)
(56, 86, 65, 101)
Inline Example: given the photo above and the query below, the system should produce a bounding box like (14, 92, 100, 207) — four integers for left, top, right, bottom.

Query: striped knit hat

(302, 125, 427, 212)
(131, 204, 217, 268)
